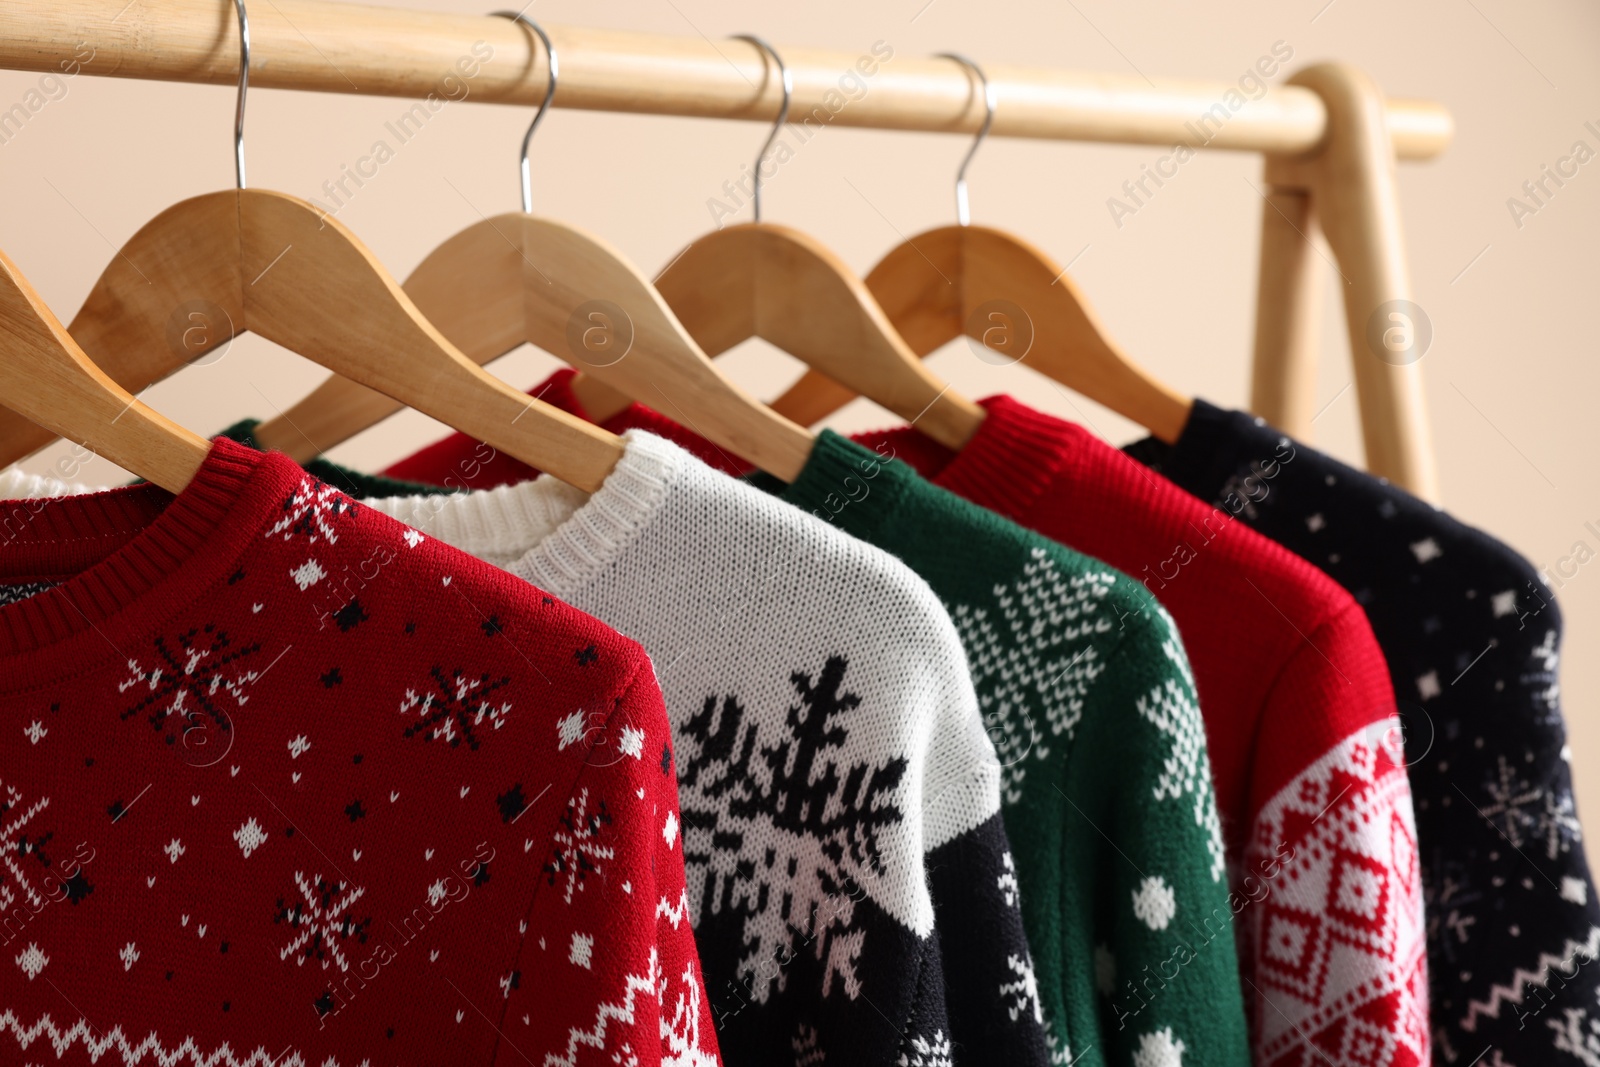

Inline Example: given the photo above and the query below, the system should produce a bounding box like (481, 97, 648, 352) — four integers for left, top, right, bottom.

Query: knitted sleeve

(1241, 605, 1428, 1066)
(500, 666, 721, 1067)
(919, 630, 1053, 1067)
(1064, 606, 1250, 1067)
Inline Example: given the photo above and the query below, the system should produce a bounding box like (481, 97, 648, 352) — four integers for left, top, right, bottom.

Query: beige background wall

(3, 1, 1598, 857)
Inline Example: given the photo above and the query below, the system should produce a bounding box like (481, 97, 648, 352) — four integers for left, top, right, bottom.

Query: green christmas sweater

(755, 431, 1249, 1067)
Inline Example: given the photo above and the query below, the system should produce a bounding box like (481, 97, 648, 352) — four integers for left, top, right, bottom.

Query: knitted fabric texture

(379, 377, 1426, 1065)
(362, 430, 1047, 1067)
(220, 419, 439, 499)
(1126, 399, 1599, 1067)
(857, 396, 1429, 1067)
(0, 438, 717, 1067)
(738, 430, 1249, 1067)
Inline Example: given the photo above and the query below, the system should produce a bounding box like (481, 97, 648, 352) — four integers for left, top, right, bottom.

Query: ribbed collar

(219, 418, 442, 500)
(755, 430, 915, 544)
(365, 430, 684, 601)
(897, 395, 1087, 523)
(0, 437, 293, 692)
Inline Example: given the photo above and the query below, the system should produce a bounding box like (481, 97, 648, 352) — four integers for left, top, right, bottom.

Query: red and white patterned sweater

(0, 437, 719, 1067)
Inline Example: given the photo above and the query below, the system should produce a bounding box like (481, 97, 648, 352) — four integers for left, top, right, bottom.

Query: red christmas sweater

(386, 378, 1428, 1067)
(0, 437, 719, 1067)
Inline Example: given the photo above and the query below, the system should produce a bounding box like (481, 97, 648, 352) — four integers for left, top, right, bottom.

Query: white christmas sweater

(359, 431, 1048, 1067)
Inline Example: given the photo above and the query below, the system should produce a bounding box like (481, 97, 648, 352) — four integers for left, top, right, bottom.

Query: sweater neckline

(0, 437, 289, 693)
(1122, 396, 1235, 486)
(760, 430, 915, 542)
(219, 418, 441, 500)
(906, 394, 1092, 520)
(370, 430, 685, 600)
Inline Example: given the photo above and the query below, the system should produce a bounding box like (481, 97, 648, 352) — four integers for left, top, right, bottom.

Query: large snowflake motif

(116, 624, 263, 736)
(1479, 754, 1582, 859)
(265, 478, 355, 544)
(0, 779, 52, 914)
(544, 787, 616, 904)
(398, 666, 513, 750)
(1136, 638, 1226, 882)
(273, 871, 372, 972)
(949, 549, 1114, 804)
(677, 654, 907, 1005)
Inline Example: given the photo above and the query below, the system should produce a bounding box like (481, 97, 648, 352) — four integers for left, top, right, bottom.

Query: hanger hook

(232, 0, 249, 190)
(936, 53, 994, 226)
(731, 35, 791, 224)
(493, 11, 557, 214)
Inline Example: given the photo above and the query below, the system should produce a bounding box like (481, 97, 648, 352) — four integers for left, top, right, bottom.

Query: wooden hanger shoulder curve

(0, 188, 626, 492)
(0, 247, 209, 493)
(252, 211, 816, 483)
(573, 221, 987, 451)
(771, 223, 1193, 443)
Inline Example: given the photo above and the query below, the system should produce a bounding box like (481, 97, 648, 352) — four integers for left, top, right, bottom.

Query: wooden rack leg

(1264, 63, 1439, 502)
(1249, 176, 1324, 438)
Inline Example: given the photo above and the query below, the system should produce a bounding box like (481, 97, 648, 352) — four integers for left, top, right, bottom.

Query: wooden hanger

(571, 35, 986, 452)
(0, 0, 623, 493)
(0, 247, 209, 493)
(252, 13, 813, 481)
(770, 54, 1191, 443)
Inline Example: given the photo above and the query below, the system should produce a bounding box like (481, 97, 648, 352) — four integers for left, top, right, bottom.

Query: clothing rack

(0, 0, 1452, 500)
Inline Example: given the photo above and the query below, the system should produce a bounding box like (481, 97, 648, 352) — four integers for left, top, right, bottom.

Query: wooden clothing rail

(0, 0, 1452, 499)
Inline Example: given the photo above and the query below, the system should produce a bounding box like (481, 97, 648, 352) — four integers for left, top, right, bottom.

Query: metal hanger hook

(732, 35, 791, 224)
(494, 11, 558, 214)
(936, 53, 994, 226)
(232, 0, 250, 190)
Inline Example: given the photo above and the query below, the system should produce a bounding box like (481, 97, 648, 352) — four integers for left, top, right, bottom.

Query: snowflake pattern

(1132, 1026, 1186, 1067)
(1131, 875, 1177, 931)
(233, 817, 268, 858)
(1135, 638, 1227, 882)
(1550, 1007, 1600, 1066)
(1000, 952, 1043, 1024)
(0, 779, 51, 914)
(14, 942, 47, 980)
(896, 1030, 954, 1067)
(1479, 753, 1583, 859)
(998, 851, 1020, 908)
(949, 549, 1115, 803)
(659, 960, 720, 1067)
(116, 625, 263, 736)
(544, 787, 615, 904)
(265, 478, 355, 544)
(273, 871, 371, 972)
(398, 666, 513, 750)
(676, 654, 907, 1004)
